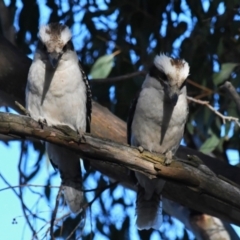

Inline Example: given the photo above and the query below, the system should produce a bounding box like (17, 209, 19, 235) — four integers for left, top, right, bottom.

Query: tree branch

(220, 81, 240, 115)
(0, 112, 240, 225)
(90, 71, 146, 83)
(187, 96, 240, 127)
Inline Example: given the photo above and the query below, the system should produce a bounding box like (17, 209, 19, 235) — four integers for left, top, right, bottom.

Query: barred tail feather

(136, 191, 163, 230)
(62, 181, 84, 213)
(46, 143, 84, 213)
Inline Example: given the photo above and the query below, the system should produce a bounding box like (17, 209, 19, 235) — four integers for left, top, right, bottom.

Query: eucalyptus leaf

(213, 63, 238, 85)
(200, 134, 220, 154)
(90, 53, 118, 79)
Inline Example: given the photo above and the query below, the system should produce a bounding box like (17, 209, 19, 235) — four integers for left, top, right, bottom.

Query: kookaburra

(127, 54, 189, 230)
(26, 23, 91, 213)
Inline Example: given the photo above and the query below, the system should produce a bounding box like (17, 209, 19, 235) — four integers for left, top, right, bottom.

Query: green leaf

(213, 63, 238, 85)
(90, 51, 120, 79)
(186, 122, 194, 134)
(200, 133, 220, 154)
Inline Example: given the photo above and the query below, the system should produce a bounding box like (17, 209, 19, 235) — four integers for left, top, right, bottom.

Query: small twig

(0, 184, 112, 193)
(112, 49, 121, 57)
(32, 221, 49, 240)
(90, 206, 93, 240)
(202, 13, 223, 22)
(66, 211, 86, 240)
(90, 71, 146, 83)
(42, 212, 71, 240)
(220, 81, 240, 115)
(0, 184, 60, 192)
(187, 96, 240, 127)
(187, 79, 213, 96)
(50, 185, 63, 240)
(17, 142, 39, 239)
(87, 181, 118, 207)
(65, 182, 118, 240)
(31, 182, 117, 239)
(15, 101, 30, 116)
(0, 172, 39, 239)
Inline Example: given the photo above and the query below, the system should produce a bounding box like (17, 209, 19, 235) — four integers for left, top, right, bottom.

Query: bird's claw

(38, 118, 47, 129)
(164, 157, 172, 166)
(138, 146, 144, 153)
(77, 129, 86, 143)
(26, 111, 31, 117)
(164, 151, 173, 166)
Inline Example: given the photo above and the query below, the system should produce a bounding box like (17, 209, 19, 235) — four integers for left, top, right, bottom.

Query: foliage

(1, 0, 240, 239)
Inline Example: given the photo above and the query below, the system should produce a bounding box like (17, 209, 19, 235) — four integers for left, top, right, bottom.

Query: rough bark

(0, 112, 240, 226)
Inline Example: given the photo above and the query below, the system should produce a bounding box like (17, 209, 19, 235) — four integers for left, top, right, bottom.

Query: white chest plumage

(131, 77, 188, 154)
(129, 54, 189, 231)
(25, 23, 90, 214)
(26, 55, 87, 132)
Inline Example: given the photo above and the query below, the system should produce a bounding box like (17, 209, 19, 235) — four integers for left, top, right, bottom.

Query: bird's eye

(179, 80, 186, 89)
(62, 41, 73, 52)
(149, 65, 168, 83)
(159, 72, 168, 82)
(42, 44, 47, 51)
(63, 44, 67, 52)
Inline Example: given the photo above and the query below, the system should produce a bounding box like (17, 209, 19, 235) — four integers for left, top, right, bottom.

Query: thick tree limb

(163, 199, 240, 240)
(0, 112, 240, 226)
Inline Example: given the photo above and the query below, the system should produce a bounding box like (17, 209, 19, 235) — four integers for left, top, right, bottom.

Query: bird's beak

(168, 85, 179, 106)
(48, 52, 61, 68)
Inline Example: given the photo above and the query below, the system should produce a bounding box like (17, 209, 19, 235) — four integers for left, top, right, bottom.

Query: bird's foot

(26, 111, 31, 117)
(38, 118, 47, 129)
(77, 129, 86, 143)
(164, 151, 173, 166)
(138, 146, 144, 153)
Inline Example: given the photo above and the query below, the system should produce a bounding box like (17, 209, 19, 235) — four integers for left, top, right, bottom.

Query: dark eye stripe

(63, 40, 74, 52)
(179, 80, 186, 89)
(37, 41, 47, 51)
(149, 64, 168, 82)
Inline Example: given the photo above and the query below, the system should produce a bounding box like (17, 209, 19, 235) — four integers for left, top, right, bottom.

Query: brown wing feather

(127, 91, 140, 145)
(79, 61, 92, 133)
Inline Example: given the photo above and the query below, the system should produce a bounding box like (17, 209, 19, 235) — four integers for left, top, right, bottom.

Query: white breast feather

(26, 52, 86, 132)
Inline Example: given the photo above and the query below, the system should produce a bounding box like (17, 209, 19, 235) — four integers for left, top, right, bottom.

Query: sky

(0, 0, 240, 239)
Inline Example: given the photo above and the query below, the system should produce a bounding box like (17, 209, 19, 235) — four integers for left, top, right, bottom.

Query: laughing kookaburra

(127, 54, 189, 230)
(26, 23, 92, 213)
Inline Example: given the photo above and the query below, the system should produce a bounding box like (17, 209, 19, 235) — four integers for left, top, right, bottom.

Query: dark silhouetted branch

(0, 112, 240, 226)
(90, 71, 146, 83)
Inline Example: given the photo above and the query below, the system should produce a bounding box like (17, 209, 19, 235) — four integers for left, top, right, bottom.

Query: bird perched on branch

(127, 54, 189, 230)
(26, 23, 91, 213)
